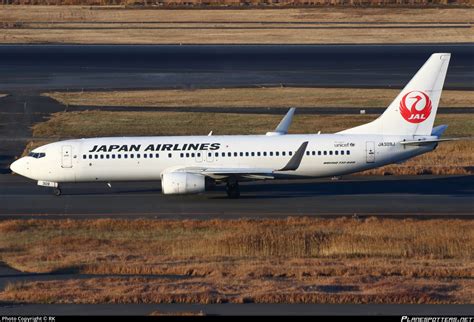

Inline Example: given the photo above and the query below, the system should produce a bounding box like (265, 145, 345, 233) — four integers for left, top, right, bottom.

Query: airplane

(10, 53, 456, 198)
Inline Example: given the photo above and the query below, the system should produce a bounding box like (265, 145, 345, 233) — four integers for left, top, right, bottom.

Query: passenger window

(251, 152, 255, 157)
(245, 152, 249, 157)
(100, 155, 104, 159)
(263, 152, 267, 156)
(149, 153, 153, 158)
(191, 153, 195, 158)
(323, 151, 327, 156)
(270, 152, 273, 156)
(312, 151, 316, 156)
(82, 155, 86, 159)
(144, 154, 147, 159)
(257, 152, 261, 157)
(240, 152, 243, 157)
(94, 155, 98, 159)
(227, 152, 231, 157)
(234, 152, 237, 157)
(282, 151, 286, 156)
(318, 151, 321, 156)
(168, 153, 172, 158)
(130, 154, 134, 159)
(215, 152, 219, 157)
(180, 153, 184, 158)
(306, 151, 310, 156)
(329, 151, 333, 155)
(118, 154, 121, 159)
(341, 150, 345, 155)
(186, 153, 190, 158)
(276, 152, 279, 156)
(347, 150, 350, 155)
(197, 153, 201, 158)
(208, 152, 212, 157)
(335, 151, 338, 155)
(137, 154, 140, 158)
(289, 151, 293, 156)
(88, 155, 92, 159)
(124, 154, 128, 159)
(112, 155, 115, 159)
(106, 155, 110, 159)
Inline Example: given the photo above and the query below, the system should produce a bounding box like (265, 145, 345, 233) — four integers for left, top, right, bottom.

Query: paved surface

(1, 303, 473, 316)
(1, 174, 472, 219)
(1, 44, 472, 91)
(1, 259, 473, 316)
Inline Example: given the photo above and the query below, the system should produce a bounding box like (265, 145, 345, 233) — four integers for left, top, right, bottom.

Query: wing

(182, 166, 275, 180)
(163, 141, 308, 181)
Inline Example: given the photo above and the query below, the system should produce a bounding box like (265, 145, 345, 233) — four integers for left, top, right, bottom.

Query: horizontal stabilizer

(431, 124, 448, 138)
(400, 138, 459, 146)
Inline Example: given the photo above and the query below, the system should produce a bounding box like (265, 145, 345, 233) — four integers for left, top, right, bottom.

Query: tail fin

(338, 53, 451, 136)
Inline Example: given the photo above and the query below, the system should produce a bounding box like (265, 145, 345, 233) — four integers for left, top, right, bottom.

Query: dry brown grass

(0, 7, 472, 44)
(44, 88, 474, 109)
(26, 110, 474, 175)
(1, 0, 471, 6)
(0, 218, 472, 304)
(3, 25, 471, 44)
(2, 7, 472, 23)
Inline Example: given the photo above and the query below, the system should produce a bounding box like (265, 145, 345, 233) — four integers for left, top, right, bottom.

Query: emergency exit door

(61, 145, 72, 168)
(366, 141, 375, 163)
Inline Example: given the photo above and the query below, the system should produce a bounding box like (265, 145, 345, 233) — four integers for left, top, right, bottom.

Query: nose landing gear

(53, 187, 62, 196)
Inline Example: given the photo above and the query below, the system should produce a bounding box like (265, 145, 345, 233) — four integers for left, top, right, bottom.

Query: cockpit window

(28, 152, 46, 159)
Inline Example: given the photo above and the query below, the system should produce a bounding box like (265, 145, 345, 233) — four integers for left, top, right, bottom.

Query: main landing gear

(53, 187, 62, 196)
(226, 181, 240, 199)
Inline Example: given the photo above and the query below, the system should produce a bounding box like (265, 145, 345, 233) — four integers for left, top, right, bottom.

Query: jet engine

(161, 172, 206, 195)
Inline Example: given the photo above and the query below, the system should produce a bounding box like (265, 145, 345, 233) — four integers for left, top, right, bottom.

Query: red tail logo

(400, 90, 432, 123)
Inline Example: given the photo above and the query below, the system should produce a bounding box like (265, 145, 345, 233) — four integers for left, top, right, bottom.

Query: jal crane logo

(399, 90, 432, 123)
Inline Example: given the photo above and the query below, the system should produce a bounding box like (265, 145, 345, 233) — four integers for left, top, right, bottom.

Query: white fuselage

(12, 133, 436, 183)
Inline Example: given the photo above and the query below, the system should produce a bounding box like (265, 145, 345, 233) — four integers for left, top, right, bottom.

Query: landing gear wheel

(53, 188, 62, 196)
(226, 182, 240, 199)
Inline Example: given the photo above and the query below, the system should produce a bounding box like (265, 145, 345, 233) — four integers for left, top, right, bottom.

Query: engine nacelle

(161, 172, 206, 195)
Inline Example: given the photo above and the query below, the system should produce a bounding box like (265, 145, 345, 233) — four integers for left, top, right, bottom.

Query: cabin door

(61, 145, 73, 168)
(366, 141, 375, 163)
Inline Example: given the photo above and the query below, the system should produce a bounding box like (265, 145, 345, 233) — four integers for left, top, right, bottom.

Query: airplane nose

(10, 157, 29, 177)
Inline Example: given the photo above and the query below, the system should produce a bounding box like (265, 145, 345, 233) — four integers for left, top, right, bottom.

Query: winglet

(266, 108, 295, 136)
(278, 141, 308, 171)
